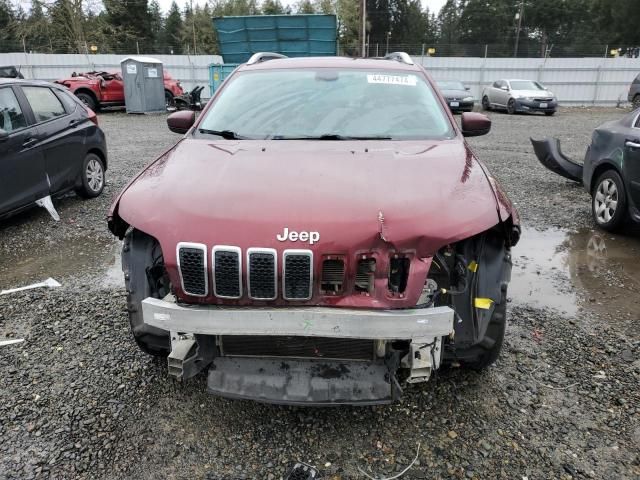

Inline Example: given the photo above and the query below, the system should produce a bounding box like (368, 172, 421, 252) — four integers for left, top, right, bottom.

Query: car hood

(114, 138, 506, 256)
(513, 89, 554, 98)
(440, 89, 471, 98)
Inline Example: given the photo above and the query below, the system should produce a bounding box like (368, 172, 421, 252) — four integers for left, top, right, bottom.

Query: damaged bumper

(142, 297, 455, 405)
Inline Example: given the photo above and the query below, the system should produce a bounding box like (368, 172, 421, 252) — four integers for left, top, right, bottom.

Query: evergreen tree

(262, 0, 287, 15)
(164, 1, 184, 54)
(103, 0, 153, 52)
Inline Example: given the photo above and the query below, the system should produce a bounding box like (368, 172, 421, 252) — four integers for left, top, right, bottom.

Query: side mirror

(167, 110, 195, 134)
(500, 85, 509, 91)
(0, 129, 9, 141)
(465, 86, 470, 91)
(461, 112, 491, 137)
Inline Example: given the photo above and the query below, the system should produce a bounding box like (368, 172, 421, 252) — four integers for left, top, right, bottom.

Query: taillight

(87, 108, 98, 126)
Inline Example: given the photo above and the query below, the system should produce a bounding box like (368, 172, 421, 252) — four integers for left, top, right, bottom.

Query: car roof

(0, 78, 64, 88)
(237, 56, 422, 73)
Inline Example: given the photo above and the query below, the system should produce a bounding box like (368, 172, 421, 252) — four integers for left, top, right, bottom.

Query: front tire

(165, 91, 175, 109)
(482, 96, 491, 111)
(76, 153, 105, 198)
(592, 170, 627, 231)
(633, 94, 640, 110)
(544, 111, 556, 116)
(122, 230, 171, 356)
(507, 98, 516, 114)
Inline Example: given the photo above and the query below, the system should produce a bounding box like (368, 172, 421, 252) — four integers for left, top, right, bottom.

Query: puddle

(512, 227, 640, 318)
(0, 236, 123, 290)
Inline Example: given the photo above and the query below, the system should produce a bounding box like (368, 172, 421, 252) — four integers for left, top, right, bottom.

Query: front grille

(283, 250, 312, 300)
(355, 258, 376, 293)
(177, 243, 207, 296)
(213, 247, 241, 298)
(321, 258, 345, 294)
(247, 248, 277, 300)
(534, 97, 553, 102)
(220, 335, 374, 360)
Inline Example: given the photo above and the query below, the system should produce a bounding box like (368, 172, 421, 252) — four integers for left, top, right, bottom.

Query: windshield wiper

(198, 128, 246, 139)
(271, 134, 392, 140)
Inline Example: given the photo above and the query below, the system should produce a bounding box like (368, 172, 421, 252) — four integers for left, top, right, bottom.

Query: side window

(0, 87, 27, 133)
(54, 89, 78, 114)
(492, 81, 500, 88)
(22, 86, 66, 123)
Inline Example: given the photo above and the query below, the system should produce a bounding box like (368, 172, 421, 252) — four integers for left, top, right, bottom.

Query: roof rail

(246, 52, 288, 65)
(383, 52, 414, 65)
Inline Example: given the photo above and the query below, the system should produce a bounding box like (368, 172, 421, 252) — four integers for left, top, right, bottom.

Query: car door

(495, 80, 510, 107)
(624, 115, 640, 207)
(0, 85, 48, 216)
(101, 73, 124, 103)
(19, 85, 87, 194)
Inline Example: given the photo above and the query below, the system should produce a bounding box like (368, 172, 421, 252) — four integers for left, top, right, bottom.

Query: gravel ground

(1, 109, 639, 480)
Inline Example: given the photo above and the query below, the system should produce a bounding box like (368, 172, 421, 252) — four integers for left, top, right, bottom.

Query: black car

(532, 109, 640, 231)
(0, 79, 107, 220)
(435, 79, 475, 112)
(0, 66, 24, 79)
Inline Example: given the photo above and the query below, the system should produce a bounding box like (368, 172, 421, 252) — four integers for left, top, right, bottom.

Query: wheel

(591, 170, 627, 231)
(165, 91, 175, 109)
(76, 153, 105, 198)
(544, 110, 556, 116)
(122, 230, 171, 356)
(75, 92, 98, 112)
(507, 98, 516, 114)
(482, 96, 491, 111)
(633, 94, 640, 110)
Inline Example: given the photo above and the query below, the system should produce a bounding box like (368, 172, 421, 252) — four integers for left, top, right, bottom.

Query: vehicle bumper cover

(447, 100, 475, 111)
(515, 99, 557, 112)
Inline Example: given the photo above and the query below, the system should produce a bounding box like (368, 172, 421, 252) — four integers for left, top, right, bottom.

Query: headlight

(463, 96, 474, 102)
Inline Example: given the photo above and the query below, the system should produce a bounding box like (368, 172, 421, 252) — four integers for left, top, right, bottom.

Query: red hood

(111, 138, 510, 307)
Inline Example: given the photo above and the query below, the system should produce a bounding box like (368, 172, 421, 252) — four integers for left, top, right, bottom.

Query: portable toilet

(120, 56, 165, 113)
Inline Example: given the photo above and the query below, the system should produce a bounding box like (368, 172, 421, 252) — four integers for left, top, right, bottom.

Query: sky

(156, 0, 447, 14)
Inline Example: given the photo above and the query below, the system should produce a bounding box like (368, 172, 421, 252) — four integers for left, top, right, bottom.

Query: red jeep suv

(55, 71, 183, 111)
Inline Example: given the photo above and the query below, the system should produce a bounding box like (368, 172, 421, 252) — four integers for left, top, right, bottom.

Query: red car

(55, 70, 183, 111)
(108, 52, 521, 405)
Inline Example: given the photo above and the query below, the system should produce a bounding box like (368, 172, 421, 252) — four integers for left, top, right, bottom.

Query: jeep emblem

(276, 227, 320, 245)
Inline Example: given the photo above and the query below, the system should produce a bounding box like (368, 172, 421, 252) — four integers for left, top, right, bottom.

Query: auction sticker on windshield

(367, 74, 417, 86)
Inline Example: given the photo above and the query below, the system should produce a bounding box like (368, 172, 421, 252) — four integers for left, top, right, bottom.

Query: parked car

(0, 79, 107, 220)
(108, 52, 520, 406)
(435, 79, 475, 112)
(531, 109, 640, 231)
(628, 73, 640, 109)
(55, 70, 184, 111)
(0, 66, 24, 79)
(482, 79, 557, 115)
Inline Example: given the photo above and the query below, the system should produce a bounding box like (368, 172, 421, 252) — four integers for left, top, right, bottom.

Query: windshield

(198, 69, 453, 140)
(436, 80, 466, 90)
(510, 80, 544, 91)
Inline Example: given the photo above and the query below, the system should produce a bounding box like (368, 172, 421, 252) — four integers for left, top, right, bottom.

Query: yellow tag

(468, 261, 478, 272)
(213, 73, 219, 81)
(474, 298, 494, 309)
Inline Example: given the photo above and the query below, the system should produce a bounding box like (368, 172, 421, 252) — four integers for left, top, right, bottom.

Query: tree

(296, 0, 316, 14)
(103, 0, 153, 52)
(148, 0, 164, 52)
(0, 0, 18, 52)
(262, 0, 288, 15)
(437, 0, 461, 47)
(48, 0, 87, 53)
(390, 0, 429, 51)
(164, 1, 183, 54)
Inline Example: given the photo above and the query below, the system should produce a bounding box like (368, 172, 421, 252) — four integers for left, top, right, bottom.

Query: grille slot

(283, 250, 313, 300)
(177, 243, 207, 296)
(213, 246, 242, 298)
(221, 336, 374, 360)
(247, 248, 277, 300)
(355, 258, 376, 294)
(388, 257, 410, 293)
(321, 259, 345, 294)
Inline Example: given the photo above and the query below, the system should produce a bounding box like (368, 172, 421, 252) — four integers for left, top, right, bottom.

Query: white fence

(2, 53, 639, 105)
(416, 56, 640, 106)
(0, 52, 222, 95)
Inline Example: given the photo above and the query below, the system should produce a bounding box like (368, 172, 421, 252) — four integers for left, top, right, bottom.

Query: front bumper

(446, 99, 474, 111)
(142, 297, 455, 404)
(514, 98, 557, 112)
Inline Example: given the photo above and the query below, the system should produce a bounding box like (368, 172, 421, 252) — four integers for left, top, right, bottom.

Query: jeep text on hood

(108, 53, 520, 405)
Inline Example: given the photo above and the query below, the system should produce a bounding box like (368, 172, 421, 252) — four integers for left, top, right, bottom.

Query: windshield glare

(510, 80, 544, 91)
(198, 69, 453, 140)
(437, 80, 465, 90)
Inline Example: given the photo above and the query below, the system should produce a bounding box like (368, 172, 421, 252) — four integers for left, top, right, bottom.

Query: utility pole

(361, 0, 366, 57)
(514, 1, 524, 57)
(191, 0, 197, 55)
